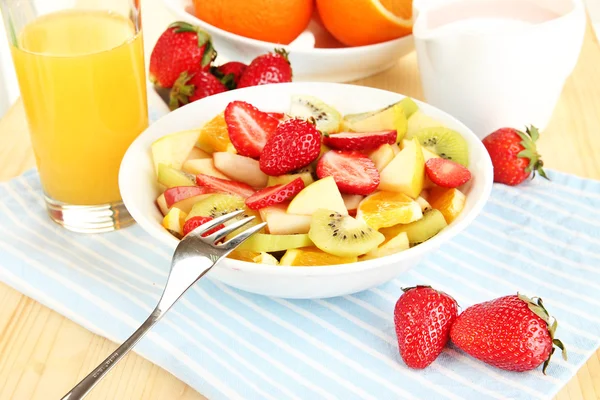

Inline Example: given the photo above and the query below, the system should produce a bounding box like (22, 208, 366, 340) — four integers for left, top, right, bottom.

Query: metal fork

(61, 210, 266, 400)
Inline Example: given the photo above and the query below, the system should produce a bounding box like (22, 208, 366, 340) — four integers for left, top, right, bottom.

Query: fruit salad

(152, 95, 472, 266)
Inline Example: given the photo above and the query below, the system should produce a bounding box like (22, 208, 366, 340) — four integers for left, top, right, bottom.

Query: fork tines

(187, 209, 266, 249)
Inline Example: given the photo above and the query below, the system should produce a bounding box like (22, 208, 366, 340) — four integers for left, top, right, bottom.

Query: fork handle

(60, 308, 161, 400)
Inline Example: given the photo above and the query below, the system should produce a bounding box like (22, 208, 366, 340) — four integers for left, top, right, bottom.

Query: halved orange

(196, 113, 236, 154)
(356, 191, 422, 230)
(429, 187, 466, 223)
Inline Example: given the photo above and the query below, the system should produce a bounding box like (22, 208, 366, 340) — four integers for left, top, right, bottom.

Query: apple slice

(157, 163, 196, 188)
(164, 186, 214, 208)
(162, 207, 188, 238)
(156, 193, 169, 216)
(259, 203, 312, 235)
(379, 138, 425, 198)
(183, 159, 230, 180)
(267, 172, 314, 187)
(213, 152, 268, 188)
(342, 194, 364, 216)
(360, 231, 409, 261)
(368, 144, 395, 172)
(152, 129, 201, 173)
(287, 176, 347, 216)
(170, 194, 213, 214)
(405, 111, 443, 139)
(186, 147, 211, 161)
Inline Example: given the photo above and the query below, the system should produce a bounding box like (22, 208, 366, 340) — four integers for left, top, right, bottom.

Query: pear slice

(183, 159, 230, 180)
(379, 138, 425, 198)
(368, 144, 395, 172)
(157, 163, 196, 188)
(360, 232, 409, 261)
(259, 203, 312, 235)
(152, 129, 200, 173)
(287, 176, 347, 216)
(213, 152, 268, 188)
(238, 233, 313, 252)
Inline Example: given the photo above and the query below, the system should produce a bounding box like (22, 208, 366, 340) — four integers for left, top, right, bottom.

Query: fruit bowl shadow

(120, 82, 493, 299)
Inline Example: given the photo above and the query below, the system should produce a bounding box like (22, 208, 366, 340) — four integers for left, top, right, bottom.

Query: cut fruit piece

(360, 231, 409, 260)
(152, 129, 201, 173)
(280, 247, 357, 266)
(156, 193, 169, 216)
(183, 159, 230, 180)
(164, 186, 214, 208)
(228, 249, 261, 262)
(414, 127, 469, 166)
(246, 178, 304, 210)
(428, 187, 466, 224)
(183, 216, 224, 237)
(162, 207, 188, 238)
(287, 176, 347, 215)
(308, 208, 385, 257)
(253, 252, 279, 265)
(185, 193, 246, 221)
(397, 97, 419, 119)
(238, 233, 313, 252)
(380, 209, 448, 245)
(368, 144, 395, 172)
(170, 194, 213, 214)
(425, 158, 472, 188)
(223, 207, 264, 240)
(316, 150, 380, 195)
(267, 172, 314, 187)
(415, 196, 432, 213)
(379, 138, 425, 198)
(224, 101, 279, 158)
(405, 110, 444, 139)
(288, 95, 341, 134)
(196, 113, 237, 154)
(356, 191, 422, 230)
(323, 130, 396, 151)
(393, 104, 408, 143)
(213, 152, 268, 188)
(342, 102, 395, 132)
(157, 163, 196, 188)
(186, 147, 211, 161)
(342, 194, 364, 216)
(195, 174, 255, 198)
(259, 203, 312, 235)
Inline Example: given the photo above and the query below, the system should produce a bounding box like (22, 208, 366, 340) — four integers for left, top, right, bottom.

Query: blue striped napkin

(1, 169, 599, 400)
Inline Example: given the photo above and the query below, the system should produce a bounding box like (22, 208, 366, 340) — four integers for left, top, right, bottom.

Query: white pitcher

(413, 0, 586, 139)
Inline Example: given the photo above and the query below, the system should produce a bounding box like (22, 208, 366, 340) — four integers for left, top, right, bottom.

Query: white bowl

(162, 0, 415, 82)
(119, 82, 493, 299)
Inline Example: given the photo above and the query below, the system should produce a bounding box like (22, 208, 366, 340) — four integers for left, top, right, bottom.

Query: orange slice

(429, 187, 466, 223)
(280, 247, 357, 266)
(356, 191, 423, 230)
(196, 113, 236, 154)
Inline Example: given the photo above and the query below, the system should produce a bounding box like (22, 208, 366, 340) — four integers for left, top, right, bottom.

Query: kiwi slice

(238, 233, 313, 252)
(380, 209, 448, 245)
(413, 127, 469, 167)
(157, 163, 196, 188)
(309, 209, 385, 257)
(186, 193, 245, 221)
(289, 95, 342, 134)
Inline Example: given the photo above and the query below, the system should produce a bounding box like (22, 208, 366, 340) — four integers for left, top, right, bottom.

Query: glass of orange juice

(1, 0, 148, 233)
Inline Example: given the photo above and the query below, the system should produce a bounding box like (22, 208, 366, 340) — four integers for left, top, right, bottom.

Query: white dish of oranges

(162, 0, 415, 82)
(120, 82, 493, 298)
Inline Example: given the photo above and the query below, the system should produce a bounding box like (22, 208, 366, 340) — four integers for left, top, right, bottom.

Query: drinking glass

(1, 0, 148, 232)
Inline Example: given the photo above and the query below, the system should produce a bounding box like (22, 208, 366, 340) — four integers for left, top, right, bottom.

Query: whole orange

(316, 0, 412, 47)
(193, 0, 313, 45)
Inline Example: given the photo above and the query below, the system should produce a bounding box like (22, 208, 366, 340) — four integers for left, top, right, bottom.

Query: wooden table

(1, 1, 599, 398)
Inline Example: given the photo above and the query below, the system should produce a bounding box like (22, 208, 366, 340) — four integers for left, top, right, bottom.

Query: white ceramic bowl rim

(120, 82, 493, 277)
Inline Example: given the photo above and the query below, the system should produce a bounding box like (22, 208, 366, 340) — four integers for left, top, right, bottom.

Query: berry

(317, 150, 380, 195)
(238, 49, 292, 88)
(195, 174, 255, 198)
(183, 216, 224, 237)
(212, 61, 247, 89)
(425, 158, 472, 188)
(169, 71, 227, 110)
(323, 130, 396, 151)
(224, 101, 279, 158)
(245, 178, 305, 210)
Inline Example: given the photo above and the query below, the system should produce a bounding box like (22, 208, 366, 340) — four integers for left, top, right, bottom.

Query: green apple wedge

(379, 138, 425, 199)
(287, 176, 347, 216)
(152, 129, 201, 173)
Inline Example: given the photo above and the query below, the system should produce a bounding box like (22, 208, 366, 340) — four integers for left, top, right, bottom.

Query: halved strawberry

(425, 158, 472, 188)
(316, 150, 380, 195)
(224, 101, 279, 158)
(267, 112, 285, 120)
(183, 216, 225, 237)
(245, 177, 304, 210)
(163, 185, 214, 208)
(195, 174, 255, 198)
(323, 130, 396, 151)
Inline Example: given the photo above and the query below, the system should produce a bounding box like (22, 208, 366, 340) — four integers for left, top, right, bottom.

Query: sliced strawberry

(245, 178, 305, 210)
(195, 174, 255, 198)
(267, 112, 285, 120)
(224, 101, 279, 158)
(183, 216, 225, 237)
(316, 150, 380, 195)
(163, 185, 214, 208)
(425, 158, 472, 188)
(323, 130, 396, 151)
(260, 118, 321, 176)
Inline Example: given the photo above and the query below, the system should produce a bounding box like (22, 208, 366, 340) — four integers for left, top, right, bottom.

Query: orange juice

(11, 10, 148, 205)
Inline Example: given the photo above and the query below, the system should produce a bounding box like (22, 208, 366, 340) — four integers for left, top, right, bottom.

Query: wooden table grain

(1, 1, 599, 399)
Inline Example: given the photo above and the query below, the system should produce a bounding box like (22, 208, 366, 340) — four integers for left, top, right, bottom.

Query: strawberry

(169, 71, 227, 110)
(394, 285, 458, 369)
(211, 61, 247, 89)
(316, 150, 380, 195)
(183, 216, 224, 237)
(425, 158, 472, 188)
(164, 186, 214, 208)
(195, 174, 255, 198)
(450, 294, 567, 373)
(245, 178, 305, 210)
(323, 130, 396, 151)
(482, 125, 549, 186)
(149, 22, 216, 88)
(267, 112, 285, 120)
(224, 101, 280, 158)
(238, 49, 293, 88)
(260, 119, 321, 176)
